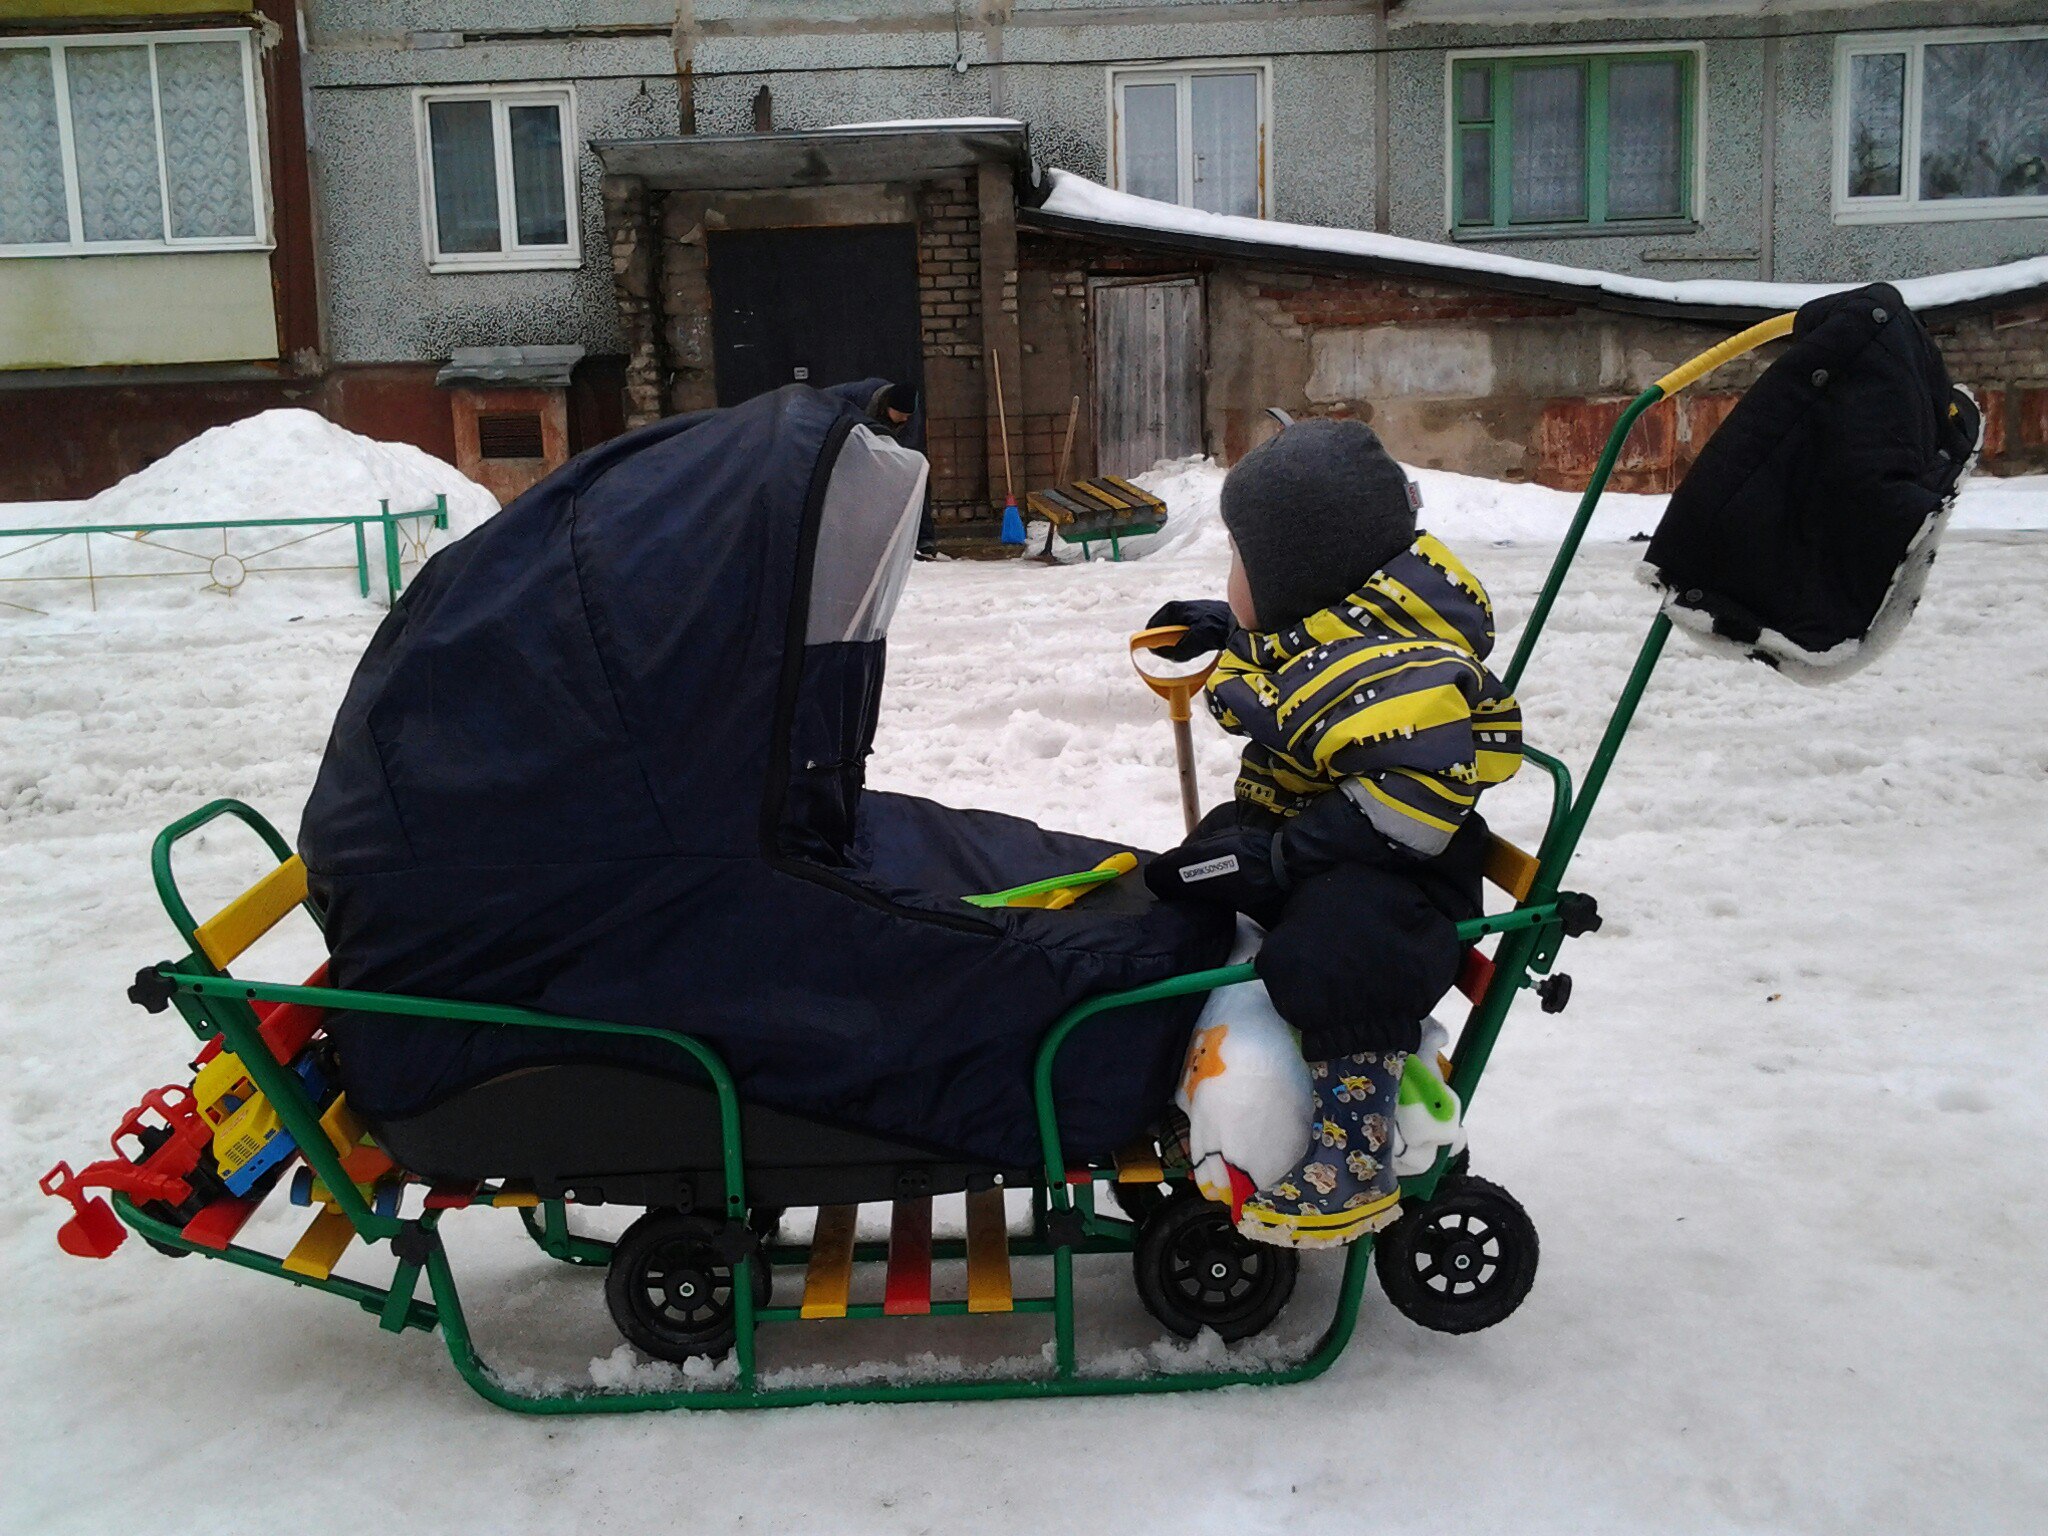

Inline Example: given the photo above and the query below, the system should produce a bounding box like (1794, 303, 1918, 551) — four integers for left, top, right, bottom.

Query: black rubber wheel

(1134, 1192, 1298, 1341)
(605, 1211, 772, 1363)
(1374, 1174, 1537, 1334)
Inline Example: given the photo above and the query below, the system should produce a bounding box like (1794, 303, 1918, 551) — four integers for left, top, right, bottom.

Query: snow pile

(0, 409, 495, 620)
(74, 408, 496, 535)
(1098, 454, 2046, 562)
(1037, 169, 2048, 316)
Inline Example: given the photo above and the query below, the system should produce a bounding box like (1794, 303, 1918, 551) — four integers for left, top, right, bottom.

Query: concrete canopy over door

(1092, 277, 1204, 479)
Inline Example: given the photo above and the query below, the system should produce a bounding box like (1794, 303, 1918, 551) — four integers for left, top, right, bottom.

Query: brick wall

(1018, 227, 2048, 495)
(916, 175, 986, 522)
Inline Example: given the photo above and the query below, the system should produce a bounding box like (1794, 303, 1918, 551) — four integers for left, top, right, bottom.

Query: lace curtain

(1920, 39, 2048, 201)
(1190, 72, 1260, 217)
(1510, 64, 1586, 222)
(1121, 82, 1179, 204)
(1606, 59, 1682, 219)
(0, 49, 68, 244)
(158, 41, 255, 239)
(66, 46, 163, 243)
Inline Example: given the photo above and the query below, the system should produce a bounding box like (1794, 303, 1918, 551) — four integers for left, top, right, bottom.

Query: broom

(993, 351, 1025, 546)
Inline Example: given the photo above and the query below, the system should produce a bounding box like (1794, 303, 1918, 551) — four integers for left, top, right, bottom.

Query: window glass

(1918, 39, 2048, 201)
(156, 41, 255, 239)
(67, 46, 163, 242)
(1607, 58, 1683, 218)
(805, 427, 930, 646)
(1459, 127, 1493, 224)
(1122, 82, 1180, 204)
(1510, 63, 1586, 222)
(1847, 52, 1906, 198)
(428, 98, 501, 254)
(509, 103, 568, 245)
(1190, 71, 1260, 216)
(0, 50, 69, 245)
(1458, 64, 1491, 122)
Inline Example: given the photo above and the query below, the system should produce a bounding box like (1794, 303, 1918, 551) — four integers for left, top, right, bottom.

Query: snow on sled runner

(42, 289, 1978, 1412)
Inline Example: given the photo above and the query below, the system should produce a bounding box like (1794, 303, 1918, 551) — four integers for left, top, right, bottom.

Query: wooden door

(1092, 278, 1204, 479)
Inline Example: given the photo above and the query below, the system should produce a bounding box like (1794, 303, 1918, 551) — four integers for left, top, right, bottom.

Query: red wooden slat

(423, 1182, 479, 1210)
(1455, 947, 1495, 1004)
(181, 1196, 261, 1251)
(882, 1197, 933, 1317)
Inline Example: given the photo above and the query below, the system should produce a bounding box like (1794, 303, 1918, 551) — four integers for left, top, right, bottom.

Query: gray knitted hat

(1220, 418, 1418, 631)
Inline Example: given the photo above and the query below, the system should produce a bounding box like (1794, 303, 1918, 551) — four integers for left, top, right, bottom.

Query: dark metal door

(1092, 277, 1205, 478)
(707, 225, 924, 407)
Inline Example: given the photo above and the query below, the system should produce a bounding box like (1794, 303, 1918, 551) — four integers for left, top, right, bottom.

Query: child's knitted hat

(1220, 418, 1418, 631)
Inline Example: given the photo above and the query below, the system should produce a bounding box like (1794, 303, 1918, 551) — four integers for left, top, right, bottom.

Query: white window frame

(0, 28, 271, 259)
(1441, 42, 1708, 239)
(1106, 60, 1272, 218)
(1834, 26, 2048, 224)
(413, 83, 582, 274)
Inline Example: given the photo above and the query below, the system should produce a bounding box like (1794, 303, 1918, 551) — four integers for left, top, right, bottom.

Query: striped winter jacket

(1206, 533, 1523, 857)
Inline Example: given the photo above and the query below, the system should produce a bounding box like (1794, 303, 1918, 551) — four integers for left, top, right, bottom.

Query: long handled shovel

(1129, 625, 1223, 836)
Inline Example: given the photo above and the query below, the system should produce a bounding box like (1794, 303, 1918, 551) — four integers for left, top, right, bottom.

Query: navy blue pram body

(299, 384, 1230, 1171)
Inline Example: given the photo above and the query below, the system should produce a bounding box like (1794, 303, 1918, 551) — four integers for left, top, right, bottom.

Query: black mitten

(1142, 599, 1234, 660)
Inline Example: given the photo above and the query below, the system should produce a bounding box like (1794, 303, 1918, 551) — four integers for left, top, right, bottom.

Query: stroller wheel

(1134, 1191, 1297, 1341)
(605, 1211, 772, 1364)
(1374, 1175, 1537, 1334)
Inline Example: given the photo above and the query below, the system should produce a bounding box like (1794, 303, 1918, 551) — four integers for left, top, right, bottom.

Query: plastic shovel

(1129, 625, 1223, 836)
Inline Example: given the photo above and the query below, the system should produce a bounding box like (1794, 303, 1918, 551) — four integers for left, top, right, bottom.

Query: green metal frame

(93, 329, 1793, 1410)
(0, 495, 448, 612)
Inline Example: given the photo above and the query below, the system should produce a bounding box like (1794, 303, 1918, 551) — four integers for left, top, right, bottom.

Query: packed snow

(1038, 170, 2048, 315)
(3, 457, 2046, 1533)
(0, 409, 496, 621)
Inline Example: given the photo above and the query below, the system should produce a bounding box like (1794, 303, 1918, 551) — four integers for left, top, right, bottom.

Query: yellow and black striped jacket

(1207, 533, 1522, 857)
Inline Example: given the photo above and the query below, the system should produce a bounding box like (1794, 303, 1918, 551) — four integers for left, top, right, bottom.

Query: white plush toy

(1173, 923, 1469, 1214)
(1174, 978, 1314, 1218)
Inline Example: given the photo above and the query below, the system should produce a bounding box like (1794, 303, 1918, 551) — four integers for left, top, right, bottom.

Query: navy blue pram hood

(300, 384, 1230, 1167)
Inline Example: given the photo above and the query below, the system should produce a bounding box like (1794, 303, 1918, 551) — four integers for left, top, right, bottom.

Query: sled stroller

(42, 288, 1978, 1413)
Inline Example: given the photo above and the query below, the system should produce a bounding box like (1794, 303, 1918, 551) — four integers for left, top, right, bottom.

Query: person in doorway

(832, 379, 939, 559)
(1142, 419, 1523, 1248)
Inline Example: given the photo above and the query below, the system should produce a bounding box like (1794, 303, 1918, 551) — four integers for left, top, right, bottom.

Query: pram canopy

(299, 384, 1230, 1168)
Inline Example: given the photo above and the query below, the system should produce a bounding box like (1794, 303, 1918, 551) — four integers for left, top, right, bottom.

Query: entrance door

(707, 225, 924, 407)
(1092, 278, 1205, 478)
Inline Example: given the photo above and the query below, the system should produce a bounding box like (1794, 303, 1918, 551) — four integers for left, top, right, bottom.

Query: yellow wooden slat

(1483, 835, 1540, 903)
(488, 1182, 539, 1209)
(281, 1205, 356, 1281)
(800, 1204, 859, 1320)
(193, 855, 308, 968)
(1113, 1141, 1165, 1185)
(964, 1187, 1013, 1315)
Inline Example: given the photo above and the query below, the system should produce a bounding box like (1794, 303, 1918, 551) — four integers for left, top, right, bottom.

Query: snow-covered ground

(4, 461, 2046, 1534)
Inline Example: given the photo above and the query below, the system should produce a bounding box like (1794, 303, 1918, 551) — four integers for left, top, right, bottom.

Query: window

(0, 30, 266, 256)
(1451, 49, 1699, 235)
(415, 86, 579, 271)
(1110, 64, 1268, 218)
(1837, 29, 2048, 221)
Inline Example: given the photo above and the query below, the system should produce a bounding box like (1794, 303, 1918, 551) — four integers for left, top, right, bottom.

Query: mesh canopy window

(805, 427, 930, 646)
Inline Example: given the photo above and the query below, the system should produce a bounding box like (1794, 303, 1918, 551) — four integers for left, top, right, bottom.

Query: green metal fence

(0, 495, 449, 616)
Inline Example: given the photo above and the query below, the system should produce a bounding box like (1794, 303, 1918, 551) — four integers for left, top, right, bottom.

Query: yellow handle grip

(1129, 625, 1222, 723)
(1653, 311, 1797, 398)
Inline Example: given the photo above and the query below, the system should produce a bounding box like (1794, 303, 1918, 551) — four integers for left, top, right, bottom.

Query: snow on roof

(818, 118, 1026, 133)
(1030, 170, 2048, 320)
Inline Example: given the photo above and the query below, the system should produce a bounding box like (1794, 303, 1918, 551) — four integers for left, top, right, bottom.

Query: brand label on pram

(1179, 854, 1241, 883)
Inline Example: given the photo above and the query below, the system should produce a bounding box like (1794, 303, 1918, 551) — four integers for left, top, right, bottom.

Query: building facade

(5, 0, 2044, 504)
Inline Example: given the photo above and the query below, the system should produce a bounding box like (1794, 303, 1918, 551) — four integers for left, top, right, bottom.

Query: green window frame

(1452, 51, 1698, 233)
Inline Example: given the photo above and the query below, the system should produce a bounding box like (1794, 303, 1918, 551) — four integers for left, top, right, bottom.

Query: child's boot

(1236, 1050, 1405, 1250)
